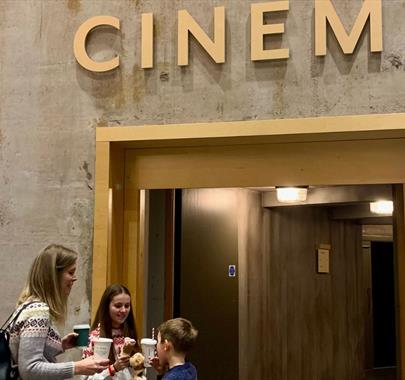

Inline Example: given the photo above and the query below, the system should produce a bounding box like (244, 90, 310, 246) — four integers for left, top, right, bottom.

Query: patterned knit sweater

(9, 301, 75, 380)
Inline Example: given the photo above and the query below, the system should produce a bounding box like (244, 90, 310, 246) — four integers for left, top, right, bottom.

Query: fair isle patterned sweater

(9, 301, 75, 380)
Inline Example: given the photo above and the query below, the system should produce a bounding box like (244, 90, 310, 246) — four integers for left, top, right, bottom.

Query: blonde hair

(18, 244, 78, 321)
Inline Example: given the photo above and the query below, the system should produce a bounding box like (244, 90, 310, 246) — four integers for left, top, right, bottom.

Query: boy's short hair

(158, 318, 198, 353)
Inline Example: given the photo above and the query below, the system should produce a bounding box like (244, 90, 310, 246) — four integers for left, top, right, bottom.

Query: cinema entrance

(92, 113, 405, 380)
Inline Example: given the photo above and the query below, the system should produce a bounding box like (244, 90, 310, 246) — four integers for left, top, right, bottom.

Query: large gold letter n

(178, 7, 225, 66)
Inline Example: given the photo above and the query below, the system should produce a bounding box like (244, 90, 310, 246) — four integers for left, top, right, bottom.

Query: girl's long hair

(18, 244, 78, 322)
(91, 284, 140, 361)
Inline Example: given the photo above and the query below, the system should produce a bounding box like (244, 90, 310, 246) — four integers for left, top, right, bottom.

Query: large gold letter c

(74, 16, 120, 72)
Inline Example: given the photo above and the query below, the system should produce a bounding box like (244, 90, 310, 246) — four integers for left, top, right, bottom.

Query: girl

(83, 284, 145, 380)
(9, 244, 109, 379)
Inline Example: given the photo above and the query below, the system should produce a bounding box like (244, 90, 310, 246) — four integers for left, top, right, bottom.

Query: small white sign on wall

(317, 246, 331, 274)
(228, 265, 236, 277)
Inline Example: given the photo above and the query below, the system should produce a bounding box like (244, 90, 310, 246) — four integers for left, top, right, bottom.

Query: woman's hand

(61, 332, 78, 350)
(113, 354, 130, 372)
(74, 357, 110, 376)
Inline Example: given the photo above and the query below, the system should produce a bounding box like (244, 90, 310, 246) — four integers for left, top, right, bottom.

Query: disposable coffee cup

(140, 338, 157, 367)
(93, 337, 113, 359)
(73, 324, 90, 347)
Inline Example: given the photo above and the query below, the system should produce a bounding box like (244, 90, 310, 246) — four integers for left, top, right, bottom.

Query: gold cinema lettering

(315, 0, 382, 56)
(178, 7, 225, 66)
(73, 0, 384, 73)
(73, 15, 120, 72)
(251, 1, 289, 61)
(141, 13, 153, 69)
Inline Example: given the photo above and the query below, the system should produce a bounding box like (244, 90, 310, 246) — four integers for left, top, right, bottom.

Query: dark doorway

(146, 188, 239, 380)
(175, 189, 239, 380)
(371, 241, 396, 368)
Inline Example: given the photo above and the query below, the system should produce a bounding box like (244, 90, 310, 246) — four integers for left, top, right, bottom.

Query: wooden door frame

(92, 112, 405, 377)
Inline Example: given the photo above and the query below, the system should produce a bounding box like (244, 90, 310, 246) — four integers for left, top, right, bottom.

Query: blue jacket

(162, 362, 197, 380)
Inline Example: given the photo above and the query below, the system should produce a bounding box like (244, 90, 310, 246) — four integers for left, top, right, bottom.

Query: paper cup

(73, 324, 90, 347)
(93, 337, 113, 359)
(140, 338, 157, 367)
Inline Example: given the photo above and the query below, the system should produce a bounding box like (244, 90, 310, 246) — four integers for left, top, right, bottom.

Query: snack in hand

(122, 338, 137, 356)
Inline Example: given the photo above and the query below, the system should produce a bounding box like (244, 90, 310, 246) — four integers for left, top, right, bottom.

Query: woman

(83, 284, 145, 380)
(9, 244, 109, 379)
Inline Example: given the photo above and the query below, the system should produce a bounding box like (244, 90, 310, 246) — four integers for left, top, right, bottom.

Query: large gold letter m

(315, 0, 382, 56)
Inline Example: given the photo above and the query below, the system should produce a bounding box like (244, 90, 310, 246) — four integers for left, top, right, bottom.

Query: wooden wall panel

(108, 144, 125, 284)
(239, 205, 366, 379)
(394, 185, 405, 379)
(237, 189, 272, 379)
(122, 186, 144, 333)
(92, 141, 110, 317)
(125, 138, 405, 190)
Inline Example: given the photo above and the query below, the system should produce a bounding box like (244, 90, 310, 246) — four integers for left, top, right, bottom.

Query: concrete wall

(1, 0, 405, 329)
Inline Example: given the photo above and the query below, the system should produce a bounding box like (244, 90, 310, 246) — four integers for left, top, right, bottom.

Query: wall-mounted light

(276, 186, 308, 203)
(370, 200, 393, 215)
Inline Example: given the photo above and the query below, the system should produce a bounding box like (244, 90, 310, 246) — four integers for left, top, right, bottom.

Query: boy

(152, 318, 198, 380)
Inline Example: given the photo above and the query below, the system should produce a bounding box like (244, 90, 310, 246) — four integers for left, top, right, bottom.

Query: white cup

(140, 338, 157, 367)
(93, 337, 113, 359)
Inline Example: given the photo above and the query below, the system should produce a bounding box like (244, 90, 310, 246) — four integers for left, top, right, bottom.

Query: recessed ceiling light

(370, 200, 393, 215)
(276, 187, 308, 203)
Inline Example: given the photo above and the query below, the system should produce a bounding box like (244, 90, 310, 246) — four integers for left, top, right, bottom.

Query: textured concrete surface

(1, 0, 405, 333)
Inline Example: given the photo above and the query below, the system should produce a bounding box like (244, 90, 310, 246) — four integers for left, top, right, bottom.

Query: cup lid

(73, 324, 90, 329)
(95, 337, 113, 343)
(141, 338, 157, 345)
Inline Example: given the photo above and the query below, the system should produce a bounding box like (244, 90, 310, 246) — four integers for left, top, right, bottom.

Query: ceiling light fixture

(276, 186, 308, 203)
(370, 200, 393, 215)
